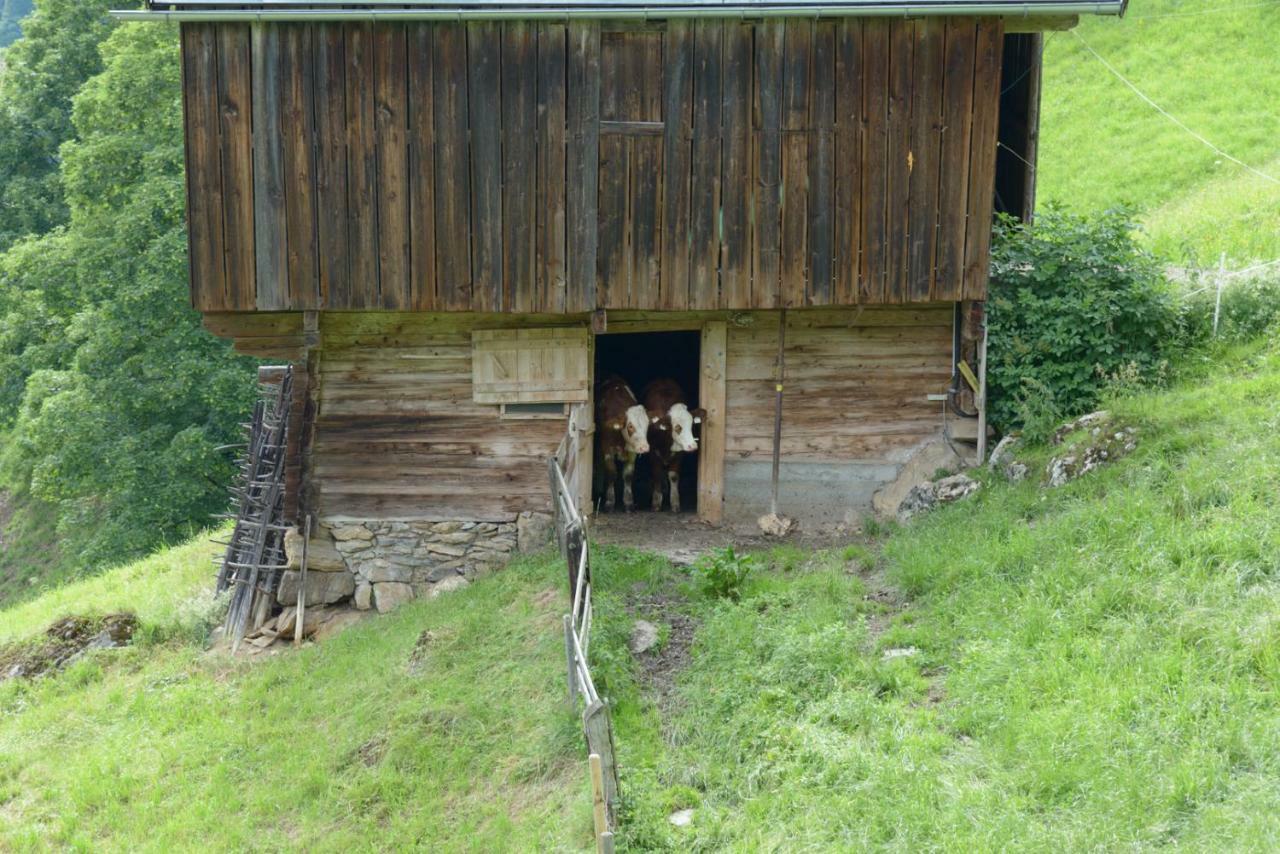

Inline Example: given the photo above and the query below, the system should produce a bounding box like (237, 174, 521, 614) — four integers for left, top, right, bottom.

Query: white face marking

(668, 403, 699, 452)
(623, 404, 651, 454)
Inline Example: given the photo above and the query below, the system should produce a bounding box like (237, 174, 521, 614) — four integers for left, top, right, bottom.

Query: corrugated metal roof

(121, 0, 1126, 21)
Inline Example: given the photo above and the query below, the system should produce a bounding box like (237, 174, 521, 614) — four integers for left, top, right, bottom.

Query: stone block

(373, 582, 414, 613)
(277, 569, 355, 607)
(425, 542, 467, 558)
(330, 524, 373, 542)
(429, 576, 469, 597)
(434, 531, 477, 545)
(424, 565, 459, 583)
(432, 521, 464, 534)
(365, 562, 413, 584)
(354, 582, 373, 611)
(284, 527, 348, 572)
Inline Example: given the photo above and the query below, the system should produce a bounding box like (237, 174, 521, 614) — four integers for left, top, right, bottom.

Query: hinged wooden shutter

(471, 328, 590, 404)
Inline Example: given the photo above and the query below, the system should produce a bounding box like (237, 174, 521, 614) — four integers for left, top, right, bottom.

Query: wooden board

(698, 321, 727, 523)
(183, 19, 1007, 316)
(471, 327, 591, 403)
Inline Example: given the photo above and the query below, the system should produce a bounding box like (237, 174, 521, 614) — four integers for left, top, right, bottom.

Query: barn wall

(181, 18, 1004, 315)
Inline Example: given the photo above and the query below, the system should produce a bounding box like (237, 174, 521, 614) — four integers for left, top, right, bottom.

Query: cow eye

(674, 425, 682, 433)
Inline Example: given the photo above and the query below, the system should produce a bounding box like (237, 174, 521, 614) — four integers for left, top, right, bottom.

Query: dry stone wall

(278, 512, 552, 614)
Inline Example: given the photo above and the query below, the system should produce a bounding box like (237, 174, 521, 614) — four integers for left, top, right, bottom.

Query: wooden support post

(770, 309, 787, 517)
(977, 326, 989, 465)
(564, 614, 578, 707)
(589, 753, 608, 852)
(698, 321, 727, 524)
(295, 513, 311, 646)
(583, 699, 619, 825)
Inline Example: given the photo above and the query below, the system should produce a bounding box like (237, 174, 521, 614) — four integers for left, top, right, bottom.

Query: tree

(0, 0, 35, 49)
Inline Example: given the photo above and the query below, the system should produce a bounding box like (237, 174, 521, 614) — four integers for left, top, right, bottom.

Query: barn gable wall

(180, 18, 1004, 314)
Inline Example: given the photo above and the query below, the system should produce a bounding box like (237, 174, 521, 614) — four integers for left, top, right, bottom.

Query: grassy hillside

(3, 340, 1280, 849)
(1039, 0, 1280, 264)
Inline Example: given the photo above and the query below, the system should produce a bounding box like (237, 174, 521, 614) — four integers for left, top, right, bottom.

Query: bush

(695, 547, 757, 602)
(1179, 270, 1280, 345)
(987, 207, 1178, 434)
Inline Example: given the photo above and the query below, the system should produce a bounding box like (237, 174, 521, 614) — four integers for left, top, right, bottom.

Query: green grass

(3, 342, 1280, 849)
(1040, 0, 1280, 264)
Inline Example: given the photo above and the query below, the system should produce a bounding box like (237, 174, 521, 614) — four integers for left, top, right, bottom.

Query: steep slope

(1039, 0, 1280, 263)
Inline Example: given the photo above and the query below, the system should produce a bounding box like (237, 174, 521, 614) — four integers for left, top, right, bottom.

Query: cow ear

(650, 415, 660, 424)
(691, 408, 707, 424)
(612, 423, 621, 431)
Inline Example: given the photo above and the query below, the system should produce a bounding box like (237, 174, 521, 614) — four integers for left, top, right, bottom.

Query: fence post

(1213, 251, 1226, 337)
(583, 700, 620, 824)
(589, 753, 609, 853)
(563, 614, 578, 708)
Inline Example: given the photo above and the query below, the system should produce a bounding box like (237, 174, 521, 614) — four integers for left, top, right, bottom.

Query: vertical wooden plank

(181, 24, 228, 312)
(373, 23, 410, 310)
(908, 19, 945, 303)
(808, 20, 836, 306)
(660, 20, 693, 311)
(434, 23, 472, 309)
(833, 18, 862, 305)
(407, 23, 436, 310)
(963, 19, 1005, 300)
(859, 19, 890, 303)
(779, 19, 811, 309)
(502, 22, 537, 313)
(885, 19, 914, 304)
(345, 22, 380, 308)
(753, 22, 783, 309)
(597, 131, 628, 308)
(469, 23, 504, 311)
(313, 22, 351, 309)
(935, 19, 976, 302)
(690, 20, 723, 311)
(630, 133, 662, 309)
(566, 20, 600, 313)
(536, 23, 568, 314)
(280, 24, 318, 310)
(697, 321, 727, 524)
(720, 22, 752, 310)
(252, 24, 288, 310)
(215, 23, 256, 310)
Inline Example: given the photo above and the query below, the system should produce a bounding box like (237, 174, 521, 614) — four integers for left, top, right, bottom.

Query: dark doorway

(593, 330, 701, 514)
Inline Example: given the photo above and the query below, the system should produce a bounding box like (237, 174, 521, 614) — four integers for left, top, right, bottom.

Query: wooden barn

(119, 0, 1124, 606)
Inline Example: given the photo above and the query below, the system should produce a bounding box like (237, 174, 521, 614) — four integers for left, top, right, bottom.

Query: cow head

(610, 403, 650, 455)
(667, 403, 701, 453)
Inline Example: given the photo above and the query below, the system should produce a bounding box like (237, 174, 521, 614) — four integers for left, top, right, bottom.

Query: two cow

(595, 375, 705, 513)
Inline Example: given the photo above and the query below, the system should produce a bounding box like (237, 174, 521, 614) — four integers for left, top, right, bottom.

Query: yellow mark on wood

(958, 359, 979, 392)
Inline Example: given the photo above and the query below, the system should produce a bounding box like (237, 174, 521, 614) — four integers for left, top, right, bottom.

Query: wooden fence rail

(549, 436, 620, 848)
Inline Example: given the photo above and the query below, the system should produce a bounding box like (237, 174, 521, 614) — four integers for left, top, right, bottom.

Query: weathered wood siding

(182, 19, 1004, 315)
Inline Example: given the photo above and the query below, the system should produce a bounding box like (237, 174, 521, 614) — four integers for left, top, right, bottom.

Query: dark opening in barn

(593, 331, 701, 514)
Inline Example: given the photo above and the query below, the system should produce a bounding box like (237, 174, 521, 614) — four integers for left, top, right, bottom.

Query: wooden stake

(770, 308, 786, 517)
(589, 753, 608, 851)
(976, 325, 989, 465)
(295, 513, 311, 645)
(564, 614, 578, 707)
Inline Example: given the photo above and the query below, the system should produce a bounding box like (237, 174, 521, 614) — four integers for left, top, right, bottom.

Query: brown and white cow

(594, 375, 651, 512)
(642, 378, 705, 513)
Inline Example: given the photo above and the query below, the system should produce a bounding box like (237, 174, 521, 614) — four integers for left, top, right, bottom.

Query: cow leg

(622, 453, 637, 512)
(601, 454, 618, 512)
(668, 467, 681, 513)
(650, 454, 664, 512)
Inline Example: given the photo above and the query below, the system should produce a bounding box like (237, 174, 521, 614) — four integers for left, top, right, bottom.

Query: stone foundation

(278, 512, 553, 614)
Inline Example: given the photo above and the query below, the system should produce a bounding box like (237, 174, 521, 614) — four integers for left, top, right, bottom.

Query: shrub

(1178, 270, 1280, 345)
(987, 207, 1178, 434)
(695, 547, 757, 602)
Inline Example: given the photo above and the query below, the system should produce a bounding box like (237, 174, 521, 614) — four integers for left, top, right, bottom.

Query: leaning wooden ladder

(551, 412, 619, 853)
(216, 367, 293, 652)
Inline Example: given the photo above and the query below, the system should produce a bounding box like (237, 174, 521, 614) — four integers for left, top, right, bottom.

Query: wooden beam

(1003, 16, 1078, 33)
(698, 321, 727, 524)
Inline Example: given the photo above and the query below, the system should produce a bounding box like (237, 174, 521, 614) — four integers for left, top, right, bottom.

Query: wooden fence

(549, 422, 619, 853)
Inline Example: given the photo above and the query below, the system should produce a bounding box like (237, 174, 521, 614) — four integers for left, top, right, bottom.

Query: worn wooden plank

(251, 24, 288, 310)
(808, 20, 836, 306)
(566, 21, 601, 313)
(502, 22, 538, 314)
(698, 321, 727, 523)
(908, 19, 945, 302)
(181, 24, 228, 312)
(859, 20, 890, 304)
(720, 22, 752, 310)
(690, 20, 723, 311)
(661, 20, 693, 311)
(407, 23, 437, 310)
(885, 20, 914, 304)
(597, 131, 628, 308)
(313, 23, 351, 309)
(833, 18, 862, 305)
(373, 23, 410, 309)
(434, 24, 473, 309)
(280, 23, 318, 310)
(469, 23, 504, 311)
(345, 22, 380, 308)
(215, 23, 256, 309)
(936, 21, 976, 302)
(779, 20, 811, 309)
(963, 19, 1005, 301)
(753, 21, 784, 309)
(536, 23, 568, 314)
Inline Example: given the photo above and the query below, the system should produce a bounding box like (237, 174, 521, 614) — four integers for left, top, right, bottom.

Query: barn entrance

(593, 330, 701, 515)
